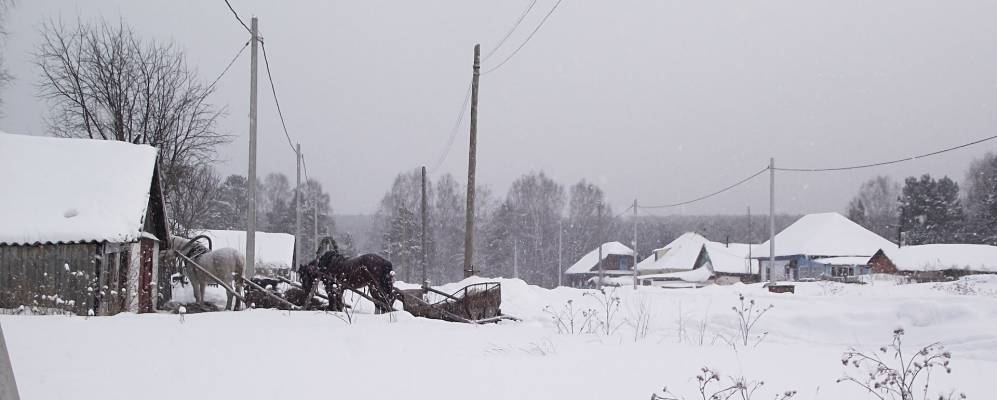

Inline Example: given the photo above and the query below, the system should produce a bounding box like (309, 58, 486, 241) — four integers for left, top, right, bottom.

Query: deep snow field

(4, 275, 997, 400)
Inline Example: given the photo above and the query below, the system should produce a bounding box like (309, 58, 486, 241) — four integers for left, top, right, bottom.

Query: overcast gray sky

(3, 1, 996, 216)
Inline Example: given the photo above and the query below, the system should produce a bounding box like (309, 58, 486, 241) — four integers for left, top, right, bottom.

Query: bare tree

(167, 163, 221, 236)
(0, 0, 15, 105)
(847, 176, 901, 240)
(35, 18, 229, 215)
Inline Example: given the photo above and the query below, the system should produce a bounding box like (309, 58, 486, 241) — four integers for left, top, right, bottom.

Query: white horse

(166, 236, 245, 311)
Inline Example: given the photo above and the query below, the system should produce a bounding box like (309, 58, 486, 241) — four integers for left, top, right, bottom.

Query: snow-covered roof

(196, 230, 296, 269)
(564, 242, 634, 275)
(635, 232, 708, 272)
(753, 212, 895, 258)
(816, 256, 872, 265)
(635, 232, 758, 274)
(0, 132, 160, 245)
(703, 242, 759, 274)
(883, 244, 997, 273)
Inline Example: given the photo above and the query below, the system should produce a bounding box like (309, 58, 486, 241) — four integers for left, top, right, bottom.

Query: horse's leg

(189, 267, 203, 304)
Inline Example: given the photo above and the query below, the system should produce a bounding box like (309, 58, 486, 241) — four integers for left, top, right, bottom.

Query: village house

(0, 133, 170, 316)
(563, 242, 635, 287)
(868, 244, 997, 282)
(751, 212, 895, 281)
(634, 232, 758, 287)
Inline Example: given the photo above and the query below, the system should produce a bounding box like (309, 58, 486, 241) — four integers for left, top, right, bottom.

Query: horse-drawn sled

(167, 236, 519, 323)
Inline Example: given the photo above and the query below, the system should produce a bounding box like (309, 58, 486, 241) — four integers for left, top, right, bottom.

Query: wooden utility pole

(0, 322, 19, 400)
(421, 166, 428, 284)
(597, 203, 604, 288)
(747, 206, 752, 274)
(463, 44, 481, 278)
(633, 199, 638, 290)
(768, 157, 775, 283)
(246, 16, 259, 279)
(295, 143, 302, 266)
(557, 219, 563, 287)
(513, 239, 519, 279)
(312, 191, 318, 255)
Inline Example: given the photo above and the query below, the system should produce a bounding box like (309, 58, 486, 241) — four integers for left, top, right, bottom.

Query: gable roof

(635, 232, 758, 274)
(196, 229, 295, 269)
(564, 241, 634, 275)
(883, 244, 997, 273)
(752, 212, 895, 258)
(635, 232, 708, 272)
(0, 132, 162, 245)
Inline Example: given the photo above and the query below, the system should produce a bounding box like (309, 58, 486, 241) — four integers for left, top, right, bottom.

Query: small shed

(564, 242, 635, 287)
(0, 133, 169, 316)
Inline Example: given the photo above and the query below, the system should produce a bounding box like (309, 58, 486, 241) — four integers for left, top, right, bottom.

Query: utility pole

(246, 16, 259, 279)
(557, 219, 563, 287)
(747, 206, 752, 274)
(768, 158, 775, 284)
(513, 239, 519, 279)
(597, 203, 604, 288)
(421, 166, 428, 284)
(633, 199, 638, 290)
(294, 143, 302, 266)
(313, 191, 318, 255)
(463, 44, 481, 278)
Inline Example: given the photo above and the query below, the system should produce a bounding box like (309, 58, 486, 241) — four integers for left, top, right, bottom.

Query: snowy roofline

(0, 132, 161, 245)
(564, 241, 635, 275)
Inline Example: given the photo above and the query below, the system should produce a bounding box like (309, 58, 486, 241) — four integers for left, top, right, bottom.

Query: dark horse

(299, 239, 395, 314)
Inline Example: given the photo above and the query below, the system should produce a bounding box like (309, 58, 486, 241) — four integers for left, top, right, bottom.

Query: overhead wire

(223, 0, 252, 34)
(483, 0, 565, 75)
(206, 40, 249, 91)
(259, 41, 299, 155)
(638, 166, 770, 209)
(428, 83, 473, 174)
(775, 134, 997, 172)
(482, 0, 539, 62)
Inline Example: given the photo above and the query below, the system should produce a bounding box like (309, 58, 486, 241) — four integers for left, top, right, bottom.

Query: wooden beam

(174, 253, 246, 304)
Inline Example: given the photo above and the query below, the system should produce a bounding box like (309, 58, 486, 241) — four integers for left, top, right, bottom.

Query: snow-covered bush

(838, 328, 963, 400)
(650, 367, 796, 400)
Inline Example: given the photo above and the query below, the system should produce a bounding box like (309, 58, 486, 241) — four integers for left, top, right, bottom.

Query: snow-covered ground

(4, 276, 997, 399)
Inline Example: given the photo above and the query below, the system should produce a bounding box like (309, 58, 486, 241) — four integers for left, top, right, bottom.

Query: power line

(638, 166, 770, 209)
(613, 203, 635, 219)
(428, 83, 473, 174)
(775, 134, 997, 172)
(483, 0, 565, 75)
(206, 40, 249, 91)
(259, 41, 299, 155)
(223, 0, 252, 34)
(482, 0, 539, 62)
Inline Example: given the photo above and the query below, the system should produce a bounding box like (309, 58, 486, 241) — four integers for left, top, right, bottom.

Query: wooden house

(633, 232, 759, 286)
(869, 244, 997, 282)
(563, 242, 635, 287)
(752, 212, 895, 281)
(0, 133, 169, 316)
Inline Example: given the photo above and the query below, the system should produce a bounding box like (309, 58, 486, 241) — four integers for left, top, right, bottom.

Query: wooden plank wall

(0, 243, 98, 316)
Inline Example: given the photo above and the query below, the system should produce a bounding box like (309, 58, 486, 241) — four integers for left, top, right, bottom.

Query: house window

(619, 257, 632, 271)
